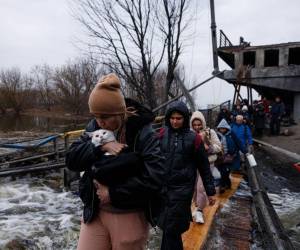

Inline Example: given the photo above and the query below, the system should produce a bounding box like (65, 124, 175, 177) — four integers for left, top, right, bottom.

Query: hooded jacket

(66, 98, 165, 224)
(217, 119, 247, 170)
(158, 101, 215, 233)
(190, 111, 222, 160)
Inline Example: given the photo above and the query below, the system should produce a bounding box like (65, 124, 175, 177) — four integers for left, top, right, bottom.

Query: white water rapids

(0, 170, 298, 249)
(268, 187, 300, 249)
(0, 173, 81, 249)
(0, 173, 161, 250)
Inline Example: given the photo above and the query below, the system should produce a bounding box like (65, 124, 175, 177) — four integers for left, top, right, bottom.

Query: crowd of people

(66, 73, 289, 250)
(215, 96, 288, 137)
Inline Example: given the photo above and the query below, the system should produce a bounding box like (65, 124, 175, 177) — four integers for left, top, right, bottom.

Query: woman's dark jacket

(215, 109, 232, 127)
(157, 101, 216, 234)
(66, 98, 165, 224)
(270, 101, 285, 119)
(253, 103, 265, 129)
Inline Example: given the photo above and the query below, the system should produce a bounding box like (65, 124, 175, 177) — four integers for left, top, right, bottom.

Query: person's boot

(194, 210, 205, 224)
(219, 186, 226, 194)
(226, 179, 232, 189)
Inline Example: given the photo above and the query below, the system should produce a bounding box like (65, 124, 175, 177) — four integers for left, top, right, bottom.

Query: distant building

(217, 30, 300, 120)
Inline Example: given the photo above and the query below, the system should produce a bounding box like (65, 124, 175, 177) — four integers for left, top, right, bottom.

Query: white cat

(90, 129, 116, 148)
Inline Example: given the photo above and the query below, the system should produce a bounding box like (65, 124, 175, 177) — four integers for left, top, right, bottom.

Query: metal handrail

(246, 154, 295, 249)
(0, 134, 60, 150)
(253, 138, 300, 161)
(0, 161, 65, 178)
(152, 71, 224, 113)
(219, 29, 233, 48)
(62, 129, 84, 138)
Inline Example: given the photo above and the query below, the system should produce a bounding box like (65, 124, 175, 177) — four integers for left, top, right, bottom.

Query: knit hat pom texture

(88, 73, 126, 115)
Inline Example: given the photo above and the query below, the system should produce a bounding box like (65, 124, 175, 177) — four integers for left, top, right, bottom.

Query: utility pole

(209, 0, 219, 74)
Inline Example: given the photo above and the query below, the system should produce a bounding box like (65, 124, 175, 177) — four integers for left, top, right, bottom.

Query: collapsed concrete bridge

(216, 30, 300, 120)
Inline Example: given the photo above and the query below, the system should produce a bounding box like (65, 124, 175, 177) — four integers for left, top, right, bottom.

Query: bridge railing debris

(246, 153, 295, 250)
(0, 131, 83, 180)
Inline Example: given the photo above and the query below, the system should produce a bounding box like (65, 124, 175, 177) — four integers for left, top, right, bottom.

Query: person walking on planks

(216, 119, 247, 193)
(190, 111, 222, 224)
(66, 73, 165, 250)
(157, 101, 216, 250)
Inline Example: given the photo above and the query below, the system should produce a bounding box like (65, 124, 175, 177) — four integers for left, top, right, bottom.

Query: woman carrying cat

(66, 73, 165, 250)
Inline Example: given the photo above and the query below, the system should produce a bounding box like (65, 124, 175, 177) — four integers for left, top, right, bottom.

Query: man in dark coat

(158, 101, 216, 250)
(270, 96, 285, 135)
(215, 105, 232, 127)
(253, 101, 265, 137)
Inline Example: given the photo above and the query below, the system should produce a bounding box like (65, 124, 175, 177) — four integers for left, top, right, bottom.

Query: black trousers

(270, 117, 280, 135)
(217, 164, 231, 188)
(161, 231, 183, 250)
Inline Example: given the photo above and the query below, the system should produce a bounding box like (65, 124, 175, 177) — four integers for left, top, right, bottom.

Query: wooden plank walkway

(182, 173, 243, 250)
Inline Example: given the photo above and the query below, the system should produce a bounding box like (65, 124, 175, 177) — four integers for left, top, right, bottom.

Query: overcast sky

(1, 0, 300, 108)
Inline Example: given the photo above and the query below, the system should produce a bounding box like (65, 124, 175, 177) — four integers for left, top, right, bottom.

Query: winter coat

(217, 119, 247, 171)
(66, 98, 165, 224)
(231, 122, 253, 148)
(270, 101, 285, 119)
(241, 111, 251, 125)
(158, 101, 215, 234)
(231, 109, 242, 121)
(215, 109, 232, 127)
(190, 111, 222, 163)
(262, 99, 270, 113)
(253, 103, 265, 129)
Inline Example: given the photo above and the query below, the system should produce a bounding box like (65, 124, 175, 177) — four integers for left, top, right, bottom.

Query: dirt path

(258, 123, 300, 154)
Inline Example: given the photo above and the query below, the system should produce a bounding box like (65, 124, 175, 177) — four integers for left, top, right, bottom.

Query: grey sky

(1, 0, 299, 107)
(0, 0, 81, 71)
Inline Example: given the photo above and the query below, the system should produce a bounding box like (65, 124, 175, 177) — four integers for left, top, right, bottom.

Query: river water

(255, 147, 300, 249)
(0, 173, 161, 250)
(269, 189, 300, 248)
(0, 173, 81, 249)
(0, 153, 299, 249)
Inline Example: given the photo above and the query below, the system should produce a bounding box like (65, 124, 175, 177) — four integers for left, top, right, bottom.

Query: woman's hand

(101, 141, 127, 155)
(93, 180, 110, 204)
(248, 145, 254, 154)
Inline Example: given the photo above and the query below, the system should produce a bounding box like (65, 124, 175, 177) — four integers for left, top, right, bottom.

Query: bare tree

(53, 58, 100, 114)
(157, 0, 191, 105)
(73, 0, 168, 108)
(0, 68, 33, 114)
(0, 85, 9, 114)
(73, 0, 192, 109)
(31, 64, 55, 111)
